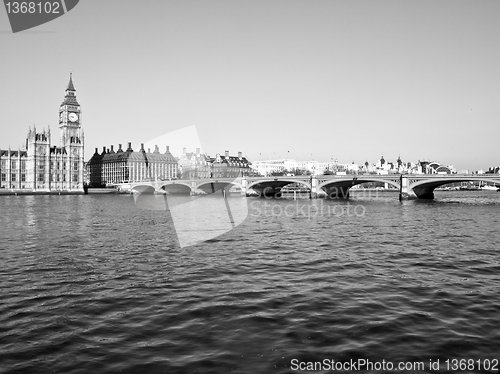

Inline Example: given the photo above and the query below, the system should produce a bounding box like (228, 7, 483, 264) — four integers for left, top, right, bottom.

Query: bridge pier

(310, 177, 318, 199)
(399, 177, 420, 200)
(241, 178, 247, 196)
(189, 181, 197, 195)
(399, 176, 407, 201)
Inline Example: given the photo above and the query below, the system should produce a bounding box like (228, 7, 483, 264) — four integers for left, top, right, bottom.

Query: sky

(1, 0, 500, 171)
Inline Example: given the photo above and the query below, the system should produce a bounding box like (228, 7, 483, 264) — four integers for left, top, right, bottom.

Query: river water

(1, 191, 499, 373)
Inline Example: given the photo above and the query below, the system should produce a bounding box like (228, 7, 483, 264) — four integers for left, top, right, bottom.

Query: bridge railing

(118, 173, 500, 186)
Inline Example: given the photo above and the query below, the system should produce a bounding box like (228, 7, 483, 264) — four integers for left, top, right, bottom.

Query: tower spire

(61, 73, 79, 106)
(67, 72, 75, 91)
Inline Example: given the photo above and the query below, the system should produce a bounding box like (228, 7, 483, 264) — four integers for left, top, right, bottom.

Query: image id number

(446, 358, 498, 371)
(5, 2, 60, 14)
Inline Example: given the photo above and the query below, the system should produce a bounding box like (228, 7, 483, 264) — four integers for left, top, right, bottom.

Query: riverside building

(177, 148, 211, 179)
(0, 74, 85, 192)
(87, 143, 178, 187)
(177, 149, 252, 179)
(209, 151, 252, 178)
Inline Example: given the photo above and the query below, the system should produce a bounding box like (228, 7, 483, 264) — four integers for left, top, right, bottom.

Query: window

(74, 162, 78, 170)
(12, 160, 17, 169)
(0, 159, 5, 168)
(11, 174, 16, 182)
(21, 174, 26, 182)
(21, 160, 26, 170)
(37, 174, 44, 182)
(73, 174, 78, 182)
(1, 173, 5, 182)
(63, 175, 66, 182)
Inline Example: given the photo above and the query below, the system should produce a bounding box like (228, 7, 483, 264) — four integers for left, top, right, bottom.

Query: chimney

(141, 143, 145, 151)
(110, 145, 114, 153)
(166, 145, 170, 153)
(117, 144, 123, 153)
(238, 151, 242, 158)
(102, 146, 106, 155)
(155, 145, 159, 153)
(225, 150, 229, 158)
(127, 142, 133, 152)
(94, 147, 98, 154)
(107, 148, 110, 154)
(148, 148, 150, 153)
(196, 147, 200, 155)
(183, 147, 186, 155)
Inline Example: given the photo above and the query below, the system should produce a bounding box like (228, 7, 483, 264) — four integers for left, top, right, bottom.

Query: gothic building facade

(0, 75, 85, 192)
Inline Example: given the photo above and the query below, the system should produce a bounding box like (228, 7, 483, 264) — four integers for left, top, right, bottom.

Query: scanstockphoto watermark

(248, 187, 380, 219)
(249, 200, 366, 219)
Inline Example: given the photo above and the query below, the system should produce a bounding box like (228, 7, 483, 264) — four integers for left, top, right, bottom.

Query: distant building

(0, 74, 85, 192)
(255, 158, 352, 176)
(87, 143, 177, 187)
(252, 159, 293, 176)
(210, 151, 252, 178)
(177, 148, 211, 179)
(176, 149, 251, 179)
(426, 161, 455, 174)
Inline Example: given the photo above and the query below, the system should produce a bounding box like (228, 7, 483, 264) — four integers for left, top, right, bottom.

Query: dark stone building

(87, 142, 177, 187)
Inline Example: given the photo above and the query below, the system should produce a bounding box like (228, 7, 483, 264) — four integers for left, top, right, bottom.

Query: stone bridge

(118, 174, 500, 200)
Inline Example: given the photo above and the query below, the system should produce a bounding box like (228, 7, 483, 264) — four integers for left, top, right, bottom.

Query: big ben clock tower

(59, 73, 83, 145)
(59, 73, 84, 190)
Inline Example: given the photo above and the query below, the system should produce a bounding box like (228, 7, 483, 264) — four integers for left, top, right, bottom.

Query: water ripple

(0, 193, 499, 373)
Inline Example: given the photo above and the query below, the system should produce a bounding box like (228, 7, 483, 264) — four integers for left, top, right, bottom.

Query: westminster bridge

(118, 174, 500, 200)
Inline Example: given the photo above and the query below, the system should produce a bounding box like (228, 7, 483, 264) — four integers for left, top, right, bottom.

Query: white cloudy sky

(1, 0, 499, 170)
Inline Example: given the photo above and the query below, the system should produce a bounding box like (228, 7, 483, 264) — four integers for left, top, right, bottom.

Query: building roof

(177, 152, 211, 166)
(212, 155, 251, 167)
(128, 151, 177, 163)
(103, 152, 133, 162)
(0, 150, 28, 157)
(91, 150, 178, 164)
(49, 146, 67, 155)
(61, 73, 80, 107)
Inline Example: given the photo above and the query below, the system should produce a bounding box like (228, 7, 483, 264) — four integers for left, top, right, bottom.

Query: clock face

(72, 148, 79, 156)
(37, 146, 45, 155)
(68, 113, 78, 122)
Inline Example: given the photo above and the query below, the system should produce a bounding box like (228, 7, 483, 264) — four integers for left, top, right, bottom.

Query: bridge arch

(158, 182, 192, 195)
(317, 176, 400, 199)
(130, 184, 156, 194)
(409, 177, 500, 199)
(247, 178, 311, 190)
(246, 178, 312, 198)
(195, 180, 243, 194)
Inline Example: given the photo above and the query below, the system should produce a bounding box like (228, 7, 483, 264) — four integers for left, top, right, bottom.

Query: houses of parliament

(0, 75, 85, 192)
